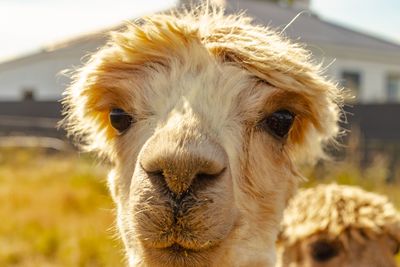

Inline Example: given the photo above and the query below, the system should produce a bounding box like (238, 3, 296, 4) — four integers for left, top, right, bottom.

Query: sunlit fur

(277, 184, 400, 267)
(62, 5, 342, 267)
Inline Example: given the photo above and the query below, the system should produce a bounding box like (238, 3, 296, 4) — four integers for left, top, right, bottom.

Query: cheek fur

(233, 130, 299, 226)
(246, 132, 298, 194)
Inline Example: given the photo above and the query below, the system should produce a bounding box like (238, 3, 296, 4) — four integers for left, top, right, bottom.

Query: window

(386, 74, 400, 103)
(21, 87, 35, 101)
(341, 71, 361, 102)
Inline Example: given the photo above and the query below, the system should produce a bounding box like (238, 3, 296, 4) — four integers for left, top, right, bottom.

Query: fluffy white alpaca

(278, 184, 400, 267)
(63, 5, 342, 267)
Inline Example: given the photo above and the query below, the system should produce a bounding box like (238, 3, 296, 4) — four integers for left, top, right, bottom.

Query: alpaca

(277, 184, 400, 267)
(62, 5, 341, 267)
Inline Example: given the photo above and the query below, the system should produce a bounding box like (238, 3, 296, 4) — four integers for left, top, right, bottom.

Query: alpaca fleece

(278, 184, 400, 267)
(62, 5, 342, 267)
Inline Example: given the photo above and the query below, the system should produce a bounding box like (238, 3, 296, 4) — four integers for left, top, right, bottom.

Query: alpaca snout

(140, 132, 228, 196)
(131, 134, 235, 253)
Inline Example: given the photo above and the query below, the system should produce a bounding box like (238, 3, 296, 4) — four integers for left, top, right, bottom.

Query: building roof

(1, 0, 400, 67)
(0, 32, 106, 71)
(226, 0, 400, 53)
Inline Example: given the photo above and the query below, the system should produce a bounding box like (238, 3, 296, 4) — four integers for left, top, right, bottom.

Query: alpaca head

(63, 6, 341, 267)
(278, 184, 400, 267)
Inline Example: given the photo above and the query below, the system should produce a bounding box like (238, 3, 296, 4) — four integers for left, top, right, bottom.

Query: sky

(311, 0, 400, 45)
(0, 0, 399, 62)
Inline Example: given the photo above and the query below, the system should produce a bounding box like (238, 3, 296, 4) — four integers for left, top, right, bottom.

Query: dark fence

(345, 103, 400, 142)
(0, 101, 399, 143)
(0, 101, 63, 138)
(0, 101, 61, 118)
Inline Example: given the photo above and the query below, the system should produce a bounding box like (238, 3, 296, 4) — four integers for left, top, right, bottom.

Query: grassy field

(0, 148, 123, 267)
(0, 147, 399, 266)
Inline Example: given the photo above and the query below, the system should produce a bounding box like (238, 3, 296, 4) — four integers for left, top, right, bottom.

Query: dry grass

(0, 148, 123, 267)
(0, 147, 399, 266)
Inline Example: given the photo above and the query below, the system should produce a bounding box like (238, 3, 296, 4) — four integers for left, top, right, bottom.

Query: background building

(0, 0, 399, 155)
(1, 0, 399, 103)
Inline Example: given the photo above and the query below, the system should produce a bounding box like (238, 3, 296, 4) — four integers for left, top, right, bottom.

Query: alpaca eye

(262, 110, 294, 138)
(109, 108, 133, 134)
(311, 240, 339, 262)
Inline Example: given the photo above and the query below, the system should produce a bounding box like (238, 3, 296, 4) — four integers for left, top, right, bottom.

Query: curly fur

(278, 184, 400, 266)
(280, 184, 400, 245)
(62, 5, 342, 163)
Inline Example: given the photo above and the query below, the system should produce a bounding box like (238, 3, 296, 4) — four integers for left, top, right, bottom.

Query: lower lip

(144, 243, 215, 266)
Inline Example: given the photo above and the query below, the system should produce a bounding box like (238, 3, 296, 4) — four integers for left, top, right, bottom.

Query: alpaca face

(63, 8, 341, 267)
(280, 233, 399, 267)
(109, 59, 299, 266)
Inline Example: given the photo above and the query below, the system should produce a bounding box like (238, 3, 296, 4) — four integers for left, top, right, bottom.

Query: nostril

(145, 168, 165, 182)
(195, 167, 226, 180)
(196, 173, 216, 180)
(140, 159, 162, 174)
(140, 146, 228, 195)
(192, 167, 226, 191)
(148, 169, 163, 177)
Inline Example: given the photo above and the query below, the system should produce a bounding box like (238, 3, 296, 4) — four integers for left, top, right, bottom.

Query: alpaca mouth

(157, 242, 217, 259)
(145, 231, 220, 251)
(133, 179, 236, 252)
(131, 164, 237, 258)
(165, 243, 201, 253)
(142, 241, 219, 266)
(169, 243, 189, 252)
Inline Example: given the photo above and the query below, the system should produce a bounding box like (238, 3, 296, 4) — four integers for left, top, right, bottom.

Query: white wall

(328, 58, 400, 103)
(0, 39, 103, 101)
(1, 36, 399, 103)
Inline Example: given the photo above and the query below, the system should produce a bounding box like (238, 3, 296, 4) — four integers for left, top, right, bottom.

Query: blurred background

(0, 0, 399, 266)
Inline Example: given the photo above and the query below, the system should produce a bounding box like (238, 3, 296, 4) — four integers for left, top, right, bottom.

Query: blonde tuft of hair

(279, 184, 400, 247)
(61, 4, 343, 163)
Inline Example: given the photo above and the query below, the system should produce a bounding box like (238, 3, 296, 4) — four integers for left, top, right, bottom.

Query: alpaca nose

(140, 138, 227, 195)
